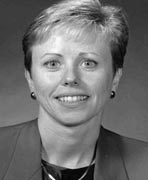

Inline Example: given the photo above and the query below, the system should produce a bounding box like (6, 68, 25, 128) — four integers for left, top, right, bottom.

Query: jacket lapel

(29, 169, 42, 180)
(4, 120, 42, 180)
(4, 122, 129, 180)
(94, 127, 129, 180)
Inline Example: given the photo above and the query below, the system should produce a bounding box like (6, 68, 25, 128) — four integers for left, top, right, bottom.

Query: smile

(56, 95, 89, 103)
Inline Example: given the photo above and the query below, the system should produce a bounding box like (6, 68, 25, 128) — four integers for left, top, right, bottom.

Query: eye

(81, 59, 98, 69)
(44, 60, 61, 70)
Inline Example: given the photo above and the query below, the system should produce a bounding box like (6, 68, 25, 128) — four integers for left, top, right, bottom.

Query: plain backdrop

(0, 0, 148, 141)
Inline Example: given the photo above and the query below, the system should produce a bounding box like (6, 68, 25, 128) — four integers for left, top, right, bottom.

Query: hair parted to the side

(22, 0, 129, 75)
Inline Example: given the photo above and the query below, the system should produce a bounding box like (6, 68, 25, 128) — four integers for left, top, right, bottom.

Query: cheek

(32, 72, 61, 97)
(82, 70, 113, 105)
(84, 70, 113, 92)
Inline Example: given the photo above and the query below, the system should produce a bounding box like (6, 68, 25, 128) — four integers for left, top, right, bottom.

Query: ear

(25, 70, 35, 93)
(111, 68, 122, 92)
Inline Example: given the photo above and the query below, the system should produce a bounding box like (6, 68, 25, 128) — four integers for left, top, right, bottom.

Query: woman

(1, 0, 148, 179)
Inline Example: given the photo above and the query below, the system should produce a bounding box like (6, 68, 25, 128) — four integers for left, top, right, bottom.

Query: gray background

(0, 0, 148, 141)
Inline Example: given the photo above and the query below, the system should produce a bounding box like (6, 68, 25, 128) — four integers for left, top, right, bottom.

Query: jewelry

(42, 144, 96, 180)
(41, 132, 97, 180)
(30, 92, 36, 100)
(110, 91, 115, 99)
(77, 160, 95, 180)
(42, 160, 95, 180)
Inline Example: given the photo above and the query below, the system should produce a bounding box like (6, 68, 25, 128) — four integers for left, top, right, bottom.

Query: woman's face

(26, 32, 121, 126)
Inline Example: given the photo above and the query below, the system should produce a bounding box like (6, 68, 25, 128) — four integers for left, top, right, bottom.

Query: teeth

(57, 96, 88, 103)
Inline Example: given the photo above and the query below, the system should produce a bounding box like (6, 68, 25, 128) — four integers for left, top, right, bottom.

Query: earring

(31, 92, 36, 100)
(110, 91, 115, 99)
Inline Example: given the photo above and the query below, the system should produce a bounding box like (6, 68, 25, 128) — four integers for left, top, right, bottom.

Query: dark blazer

(0, 119, 148, 180)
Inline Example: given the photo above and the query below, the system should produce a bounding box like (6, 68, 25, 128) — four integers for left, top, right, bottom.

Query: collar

(3, 120, 42, 180)
(3, 120, 128, 180)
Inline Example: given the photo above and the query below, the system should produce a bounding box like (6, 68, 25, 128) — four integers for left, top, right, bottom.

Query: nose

(62, 66, 80, 87)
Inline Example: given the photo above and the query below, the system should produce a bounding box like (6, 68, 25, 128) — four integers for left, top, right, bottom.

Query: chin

(53, 111, 95, 127)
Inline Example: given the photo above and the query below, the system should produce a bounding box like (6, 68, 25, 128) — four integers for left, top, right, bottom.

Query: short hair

(22, 0, 129, 75)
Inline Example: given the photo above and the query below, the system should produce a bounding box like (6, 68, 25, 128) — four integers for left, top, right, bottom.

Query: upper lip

(54, 93, 90, 98)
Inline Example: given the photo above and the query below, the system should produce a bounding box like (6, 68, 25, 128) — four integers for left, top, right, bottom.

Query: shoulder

(0, 120, 40, 179)
(0, 119, 37, 135)
(0, 119, 39, 148)
(0, 119, 38, 177)
(0, 119, 37, 139)
(100, 126, 148, 157)
(0, 119, 38, 146)
(100, 127, 148, 179)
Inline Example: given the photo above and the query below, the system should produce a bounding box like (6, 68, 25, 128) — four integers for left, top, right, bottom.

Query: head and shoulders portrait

(0, 0, 148, 180)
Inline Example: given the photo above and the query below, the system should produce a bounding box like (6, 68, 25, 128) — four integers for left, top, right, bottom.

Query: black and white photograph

(0, 0, 148, 179)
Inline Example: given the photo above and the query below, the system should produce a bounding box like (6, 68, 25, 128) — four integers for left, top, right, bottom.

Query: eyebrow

(41, 53, 62, 59)
(41, 52, 99, 59)
(79, 52, 99, 57)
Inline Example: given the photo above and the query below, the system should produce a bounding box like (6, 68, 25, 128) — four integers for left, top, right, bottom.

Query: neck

(38, 108, 102, 169)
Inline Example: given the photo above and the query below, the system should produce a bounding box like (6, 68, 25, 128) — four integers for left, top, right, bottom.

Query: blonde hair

(23, 0, 129, 74)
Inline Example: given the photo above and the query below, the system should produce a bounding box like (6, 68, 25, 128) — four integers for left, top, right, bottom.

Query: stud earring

(31, 92, 36, 100)
(110, 91, 115, 99)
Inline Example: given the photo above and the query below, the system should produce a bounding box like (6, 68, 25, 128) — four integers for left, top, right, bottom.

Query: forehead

(32, 26, 111, 54)
(34, 22, 111, 47)
(32, 33, 111, 61)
